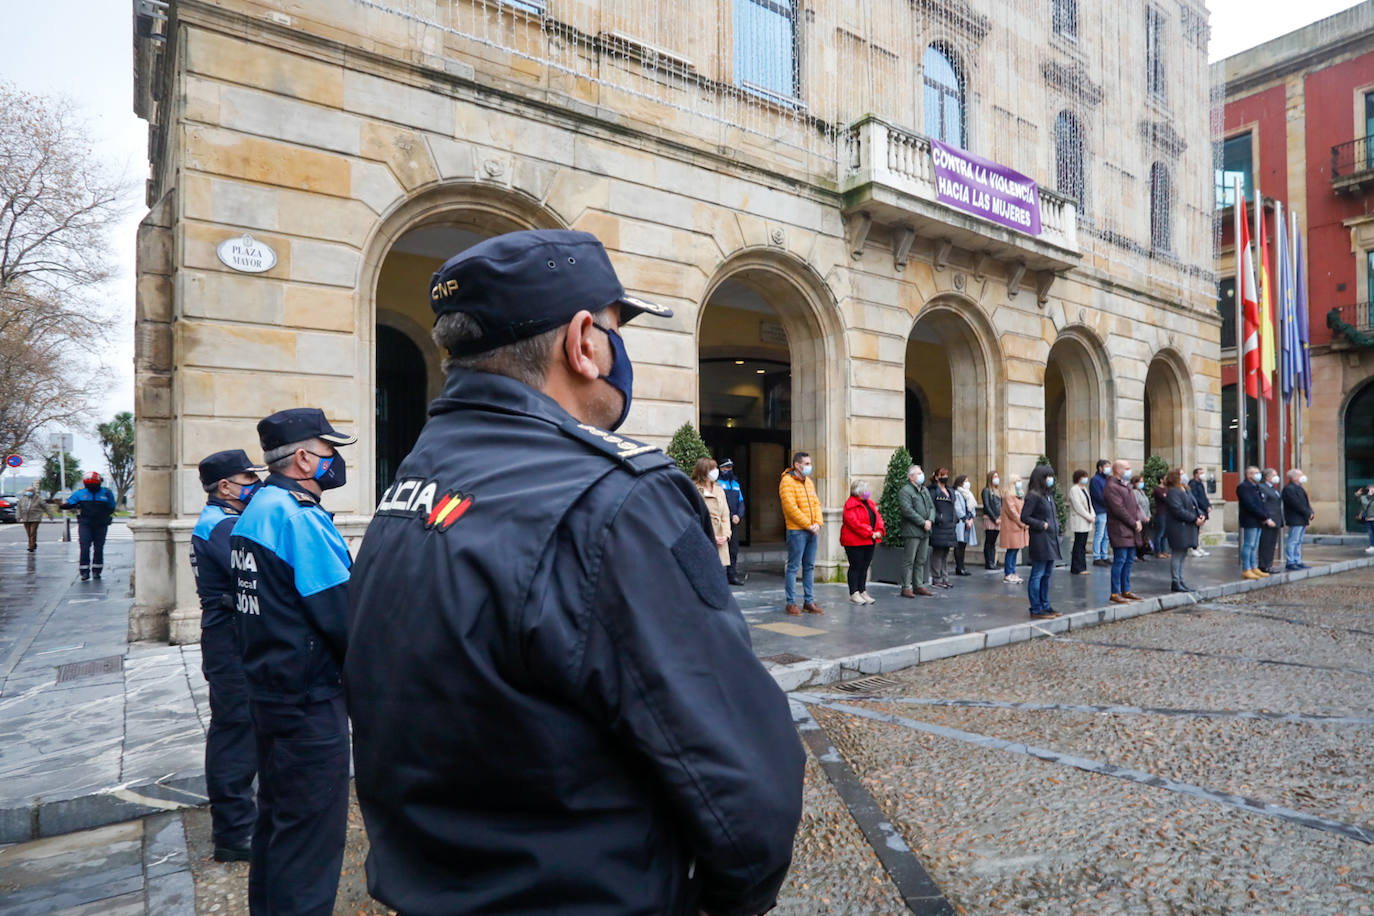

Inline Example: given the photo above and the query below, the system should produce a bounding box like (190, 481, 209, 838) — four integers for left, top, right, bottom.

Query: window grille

(1146, 6, 1167, 101)
(1055, 111, 1086, 204)
(1051, 0, 1077, 39)
(1150, 162, 1173, 253)
(922, 43, 964, 148)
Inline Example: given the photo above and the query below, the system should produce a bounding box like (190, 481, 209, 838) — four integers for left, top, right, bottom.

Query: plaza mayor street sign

(929, 139, 1042, 237)
(217, 233, 278, 273)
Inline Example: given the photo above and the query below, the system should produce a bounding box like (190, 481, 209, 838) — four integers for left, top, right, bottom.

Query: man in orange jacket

(779, 451, 823, 616)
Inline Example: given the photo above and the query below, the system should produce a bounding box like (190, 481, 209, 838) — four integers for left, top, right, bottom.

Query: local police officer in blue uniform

(191, 449, 265, 863)
(346, 230, 804, 916)
(719, 457, 746, 584)
(64, 472, 117, 580)
(231, 409, 354, 916)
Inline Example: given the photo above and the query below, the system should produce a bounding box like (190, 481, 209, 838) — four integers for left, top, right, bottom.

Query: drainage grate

(831, 674, 903, 693)
(760, 653, 811, 666)
(55, 655, 123, 683)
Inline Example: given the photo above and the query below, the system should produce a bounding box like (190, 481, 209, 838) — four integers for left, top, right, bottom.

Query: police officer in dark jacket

(64, 472, 117, 580)
(191, 449, 265, 863)
(232, 409, 354, 916)
(719, 457, 746, 584)
(346, 230, 804, 916)
(1258, 468, 1285, 575)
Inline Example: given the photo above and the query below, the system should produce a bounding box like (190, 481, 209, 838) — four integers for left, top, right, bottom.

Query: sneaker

(1187, 548, 1204, 558)
(1366, 546, 1374, 555)
(1003, 575, 1023, 584)
(849, 592, 866, 604)
(213, 843, 252, 863)
(803, 602, 824, 615)
(860, 592, 876, 604)
(1198, 549, 1211, 557)
(785, 604, 802, 616)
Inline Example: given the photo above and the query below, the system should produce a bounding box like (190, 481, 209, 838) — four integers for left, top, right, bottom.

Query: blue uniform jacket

(190, 499, 240, 629)
(65, 486, 116, 525)
(345, 369, 804, 916)
(719, 473, 745, 519)
(1236, 479, 1269, 529)
(231, 475, 351, 705)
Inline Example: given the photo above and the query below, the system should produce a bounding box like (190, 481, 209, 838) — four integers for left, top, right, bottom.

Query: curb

(767, 556, 1374, 692)
(0, 774, 208, 847)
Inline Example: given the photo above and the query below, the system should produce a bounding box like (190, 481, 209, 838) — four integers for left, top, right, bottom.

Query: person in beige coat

(693, 458, 733, 572)
(999, 474, 1029, 584)
(16, 486, 56, 552)
(1068, 470, 1095, 575)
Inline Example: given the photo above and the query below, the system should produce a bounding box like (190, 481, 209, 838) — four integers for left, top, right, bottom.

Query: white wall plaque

(217, 234, 278, 273)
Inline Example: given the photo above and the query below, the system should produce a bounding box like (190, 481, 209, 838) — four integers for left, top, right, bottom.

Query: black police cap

(257, 408, 357, 453)
(198, 449, 267, 488)
(429, 229, 673, 358)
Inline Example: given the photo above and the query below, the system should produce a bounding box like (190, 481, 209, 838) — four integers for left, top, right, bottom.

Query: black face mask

(85, 483, 100, 492)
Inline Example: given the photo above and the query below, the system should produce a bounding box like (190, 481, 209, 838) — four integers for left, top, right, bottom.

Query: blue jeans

(1027, 561, 1053, 613)
(1240, 526, 1260, 570)
(1285, 525, 1306, 566)
(1367, 521, 1374, 548)
(1003, 547, 1019, 577)
(1152, 517, 1168, 554)
(1092, 514, 1109, 560)
(1111, 546, 1136, 595)
(785, 529, 818, 605)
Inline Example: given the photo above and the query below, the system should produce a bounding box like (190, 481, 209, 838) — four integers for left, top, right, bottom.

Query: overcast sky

(0, 0, 1363, 487)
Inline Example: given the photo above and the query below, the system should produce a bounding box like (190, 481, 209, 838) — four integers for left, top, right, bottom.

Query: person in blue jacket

(346, 230, 803, 916)
(718, 457, 747, 584)
(190, 449, 265, 864)
(231, 408, 354, 916)
(64, 472, 117, 580)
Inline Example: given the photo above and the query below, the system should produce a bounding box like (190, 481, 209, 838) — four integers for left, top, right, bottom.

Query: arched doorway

(358, 183, 567, 507)
(1044, 331, 1110, 479)
(1345, 381, 1374, 531)
(906, 301, 1000, 480)
(697, 252, 842, 547)
(1143, 351, 1190, 468)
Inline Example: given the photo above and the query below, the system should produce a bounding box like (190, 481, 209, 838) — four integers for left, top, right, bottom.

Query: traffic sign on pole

(5, 455, 20, 469)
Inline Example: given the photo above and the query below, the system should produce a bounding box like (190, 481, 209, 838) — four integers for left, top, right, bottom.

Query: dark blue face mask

(238, 482, 261, 503)
(592, 324, 633, 431)
(309, 451, 347, 490)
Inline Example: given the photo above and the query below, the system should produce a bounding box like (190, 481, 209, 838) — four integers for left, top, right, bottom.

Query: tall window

(1365, 91, 1374, 169)
(1367, 250, 1373, 306)
(1221, 383, 1259, 473)
(1217, 277, 1236, 350)
(923, 44, 965, 147)
(734, 0, 798, 100)
(1055, 111, 1086, 204)
(1215, 133, 1253, 208)
(1052, 0, 1077, 39)
(1146, 6, 1166, 101)
(1150, 162, 1172, 252)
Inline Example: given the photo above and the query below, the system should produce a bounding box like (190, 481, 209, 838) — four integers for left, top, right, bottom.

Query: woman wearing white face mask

(841, 479, 886, 604)
(999, 474, 1028, 584)
(981, 471, 1002, 571)
(692, 458, 732, 576)
(952, 475, 978, 576)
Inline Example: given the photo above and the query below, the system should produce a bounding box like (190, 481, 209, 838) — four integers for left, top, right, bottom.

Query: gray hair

(849, 479, 870, 497)
(264, 439, 319, 472)
(433, 307, 609, 388)
(907, 464, 922, 477)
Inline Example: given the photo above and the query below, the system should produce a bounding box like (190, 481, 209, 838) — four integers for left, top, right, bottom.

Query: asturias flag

(1238, 198, 1262, 399)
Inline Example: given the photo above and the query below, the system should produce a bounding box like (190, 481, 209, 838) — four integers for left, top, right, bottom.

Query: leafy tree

(98, 411, 135, 508)
(666, 423, 711, 474)
(1036, 453, 1068, 531)
(878, 447, 913, 550)
(40, 451, 81, 498)
(1142, 455, 1170, 513)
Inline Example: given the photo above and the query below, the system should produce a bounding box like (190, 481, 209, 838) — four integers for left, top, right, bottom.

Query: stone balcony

(840, 116, 1081, 293)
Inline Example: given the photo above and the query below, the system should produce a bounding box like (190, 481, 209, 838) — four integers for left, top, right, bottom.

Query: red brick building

(1215, 1, 1374, 531)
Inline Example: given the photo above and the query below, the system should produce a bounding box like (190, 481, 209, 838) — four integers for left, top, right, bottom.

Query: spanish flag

(1256, 205, 1276, 400)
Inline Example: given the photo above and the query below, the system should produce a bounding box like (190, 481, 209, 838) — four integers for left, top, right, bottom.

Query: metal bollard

(63, 516, 71, 542)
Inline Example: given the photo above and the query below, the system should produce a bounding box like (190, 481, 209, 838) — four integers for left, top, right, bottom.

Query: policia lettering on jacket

(346, 230, 804, 916)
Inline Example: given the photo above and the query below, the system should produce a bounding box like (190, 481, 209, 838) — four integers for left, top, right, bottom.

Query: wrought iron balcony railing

(1331, 136, 1374, 191)
(1327, 302, 1374, 348)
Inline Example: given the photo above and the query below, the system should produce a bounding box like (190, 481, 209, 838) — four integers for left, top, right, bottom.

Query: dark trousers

(249, 695, 349, 916)
(983, 529, 999, 568)
(77, 520, 108, 578)
(845, 544, 875, 594)
(1258, 525, 1279, 572)
(930, 546, 950, 584)
(1070, 531, 1088, 573)
(201, 621, 257, 847)
(953, 542, 968, 573)
(725, 526, 741, 582)
(22, 522, 39, 551)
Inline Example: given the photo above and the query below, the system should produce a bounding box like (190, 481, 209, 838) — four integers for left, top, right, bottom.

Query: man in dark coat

(1089, 459, 1111, 565)
(345, 231, 803, 916)
(1103, 460, 1143, 603)
(1258, 467, 1284, 574)
(898, 466, 935, 597)
(1236, 466, 1272, 578)
(1187, 468, 1212, 557)
(1282, 469, 1314, 570)
(927, 470, 958, 588)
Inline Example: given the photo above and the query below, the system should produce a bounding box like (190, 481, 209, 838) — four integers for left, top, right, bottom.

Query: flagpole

(1292, 208, 1303, 472)
(1255, 191, 1267, 470)
(1276, 199, 1286, 478)
(1234, 175, 1247, 476)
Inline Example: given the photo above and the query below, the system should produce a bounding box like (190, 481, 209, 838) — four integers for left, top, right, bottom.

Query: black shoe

(213, 843, 252, 863)
(956, 569, 971, 576)
(1171, 582, 1186, 592)
(80, 574, 90, 581)
(93, 573, 102, 580)
(728, 577, 743, 586)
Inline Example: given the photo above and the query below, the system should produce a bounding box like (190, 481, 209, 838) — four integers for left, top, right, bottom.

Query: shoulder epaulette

(290, 491, 319, 505)
(559, 420, 674, 475)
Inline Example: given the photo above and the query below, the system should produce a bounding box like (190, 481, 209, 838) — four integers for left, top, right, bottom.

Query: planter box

(872, 544, 906, 584)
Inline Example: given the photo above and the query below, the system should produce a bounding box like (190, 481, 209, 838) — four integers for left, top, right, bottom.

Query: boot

(784, 604, 802, 616)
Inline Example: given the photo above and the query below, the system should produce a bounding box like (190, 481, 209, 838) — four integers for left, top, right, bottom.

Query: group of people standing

(1236, 466, 1317, 577)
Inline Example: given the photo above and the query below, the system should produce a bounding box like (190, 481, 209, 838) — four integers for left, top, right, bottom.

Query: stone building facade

(131, 0, 1220, 643)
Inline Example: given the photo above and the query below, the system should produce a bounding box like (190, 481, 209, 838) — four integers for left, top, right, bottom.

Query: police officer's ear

(561, 309, 605, 382)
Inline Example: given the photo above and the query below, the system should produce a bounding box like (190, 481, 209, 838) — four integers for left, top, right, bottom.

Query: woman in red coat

(841, 479, 886, 605)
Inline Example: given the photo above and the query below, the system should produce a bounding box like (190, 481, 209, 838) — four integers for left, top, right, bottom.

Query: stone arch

(906, 294, 1005, 482)
(1045, 325, 1114, 479)
(1340, 378, 1374, 531)
(354, 181, 568, 507)
(696, 247, 846, 543)
(1143, 346, 1194, 468)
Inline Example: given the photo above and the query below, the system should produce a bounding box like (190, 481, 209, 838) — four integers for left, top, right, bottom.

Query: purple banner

(929, 139, 1042, 236)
